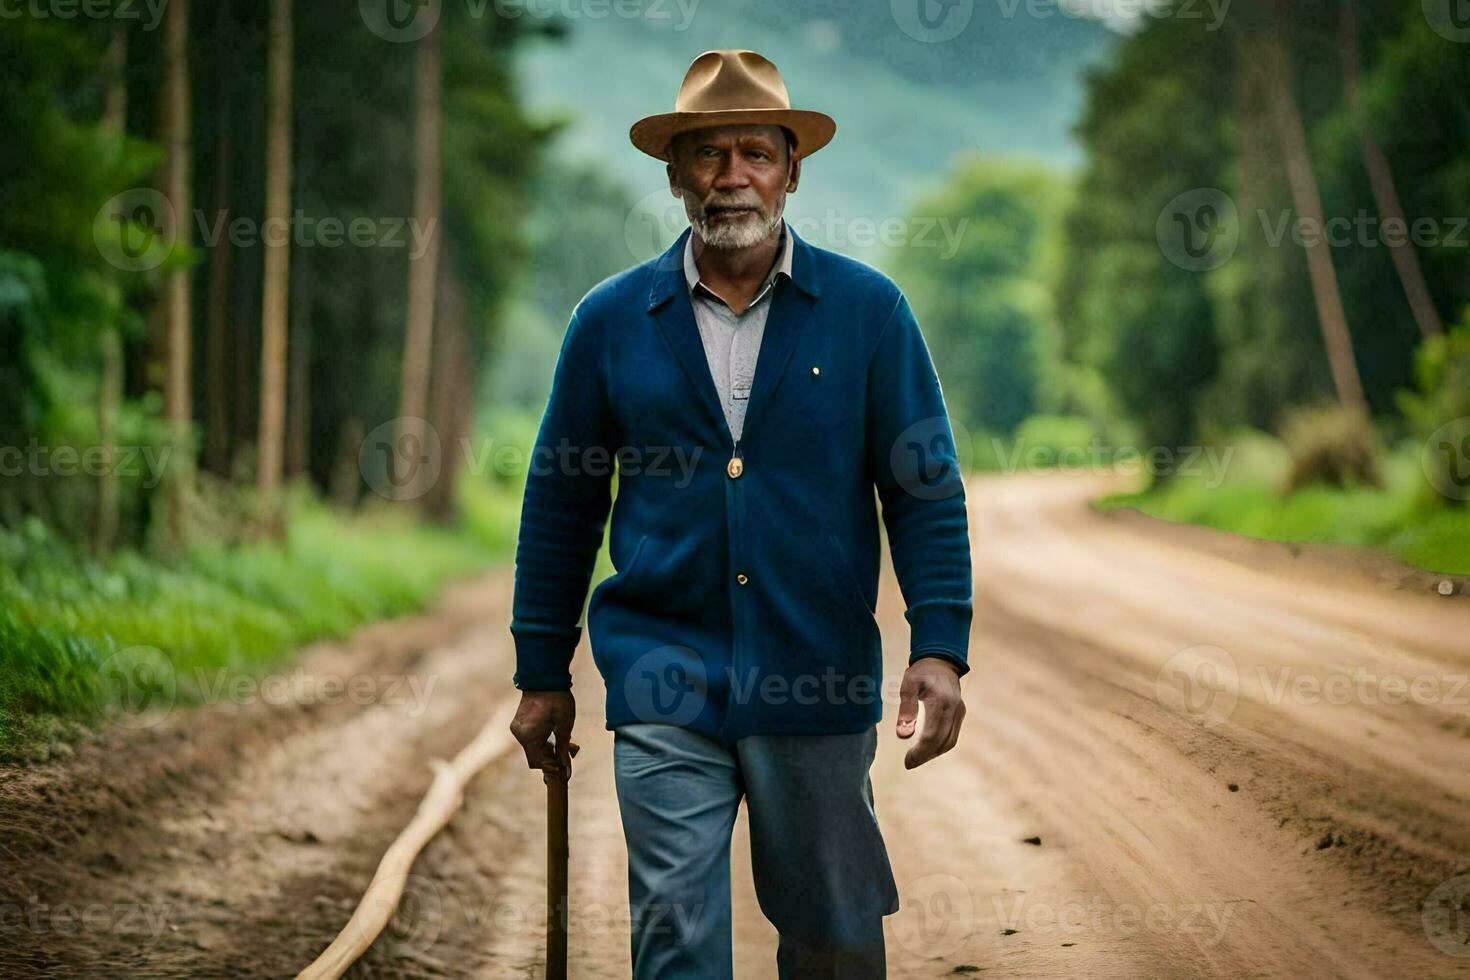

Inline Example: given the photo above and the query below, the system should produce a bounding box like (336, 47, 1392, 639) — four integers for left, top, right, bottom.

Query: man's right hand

(510, 690, 580, 782)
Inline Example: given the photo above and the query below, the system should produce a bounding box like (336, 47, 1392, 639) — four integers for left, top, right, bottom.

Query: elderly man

(509, 49, 973, 979)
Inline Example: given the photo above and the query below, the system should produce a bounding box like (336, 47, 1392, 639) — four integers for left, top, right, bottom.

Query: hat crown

(674, 50, 792, 113)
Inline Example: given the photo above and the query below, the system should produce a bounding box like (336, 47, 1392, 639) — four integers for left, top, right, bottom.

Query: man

(509, 49, 973, 979)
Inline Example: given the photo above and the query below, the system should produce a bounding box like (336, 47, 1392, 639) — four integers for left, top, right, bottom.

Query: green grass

(0, 478, 525, 759)
(1098, 439, 1470, 576)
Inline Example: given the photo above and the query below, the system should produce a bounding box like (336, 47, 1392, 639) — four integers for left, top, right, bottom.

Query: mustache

(702, 196, 764, 214)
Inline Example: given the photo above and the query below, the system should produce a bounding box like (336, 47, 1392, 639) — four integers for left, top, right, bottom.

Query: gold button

(811, 366, 820, 377)
(736, 573, 749, 586)
(727, 457, 744, 479)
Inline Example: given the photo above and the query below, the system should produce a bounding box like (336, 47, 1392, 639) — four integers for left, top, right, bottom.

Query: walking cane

(546, 737, 574, 980)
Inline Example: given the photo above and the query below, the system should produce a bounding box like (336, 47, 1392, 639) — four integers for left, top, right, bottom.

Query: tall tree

(161, 0, 193, 449)
(426, 258, 470, 521)
(1338, 0, 1443, 341)
(95, 24, 128, 556)
(397, 20, 443, 474)
(204, 0, 236, 477)
(257, 0, 292, 519)
(1260, 3, 1368, 416)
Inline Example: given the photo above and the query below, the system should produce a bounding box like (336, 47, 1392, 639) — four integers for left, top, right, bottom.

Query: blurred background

(1, 0, 1468, 746)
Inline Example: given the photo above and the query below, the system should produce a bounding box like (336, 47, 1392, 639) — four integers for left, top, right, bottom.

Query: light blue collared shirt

(682, 220, 793, 443)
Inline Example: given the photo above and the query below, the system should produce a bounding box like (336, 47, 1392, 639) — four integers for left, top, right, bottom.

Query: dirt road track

(2, 473, 1468, 977)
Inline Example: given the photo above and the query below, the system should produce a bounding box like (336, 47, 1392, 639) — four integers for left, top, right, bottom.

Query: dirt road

(3, 473, 1468, 978)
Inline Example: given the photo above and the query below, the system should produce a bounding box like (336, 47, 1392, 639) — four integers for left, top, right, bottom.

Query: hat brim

(629, 108, 836, 162)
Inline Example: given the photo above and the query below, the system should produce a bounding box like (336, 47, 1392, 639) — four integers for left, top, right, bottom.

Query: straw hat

(629, 49, 836, 162)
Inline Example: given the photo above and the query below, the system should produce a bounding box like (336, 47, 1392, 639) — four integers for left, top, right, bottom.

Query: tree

(257, 0, 292, 522)
(1260, 1, 1367, 416)
(1338, 0, 1443, 341)
(95, 25, 128, 556)
(397, 20, 443, 487)
(160, 0, 193, 460)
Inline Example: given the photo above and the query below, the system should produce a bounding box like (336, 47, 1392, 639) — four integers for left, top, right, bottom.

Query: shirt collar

(683, 219, 793, 301)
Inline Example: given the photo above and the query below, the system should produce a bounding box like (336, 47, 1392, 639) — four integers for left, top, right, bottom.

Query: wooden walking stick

(546, 737, 572, 980)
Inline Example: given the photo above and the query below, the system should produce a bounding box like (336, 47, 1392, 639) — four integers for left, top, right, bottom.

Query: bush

(1398, 317, 1470, 508)
(1281, 404, 1383, 493)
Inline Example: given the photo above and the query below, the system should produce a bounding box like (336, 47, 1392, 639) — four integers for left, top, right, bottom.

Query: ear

(786, 154, 801, 194)
(667, 161, 680, 198)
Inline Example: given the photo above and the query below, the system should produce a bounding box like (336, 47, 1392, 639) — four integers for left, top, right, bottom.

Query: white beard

(686, 189, 786, 251)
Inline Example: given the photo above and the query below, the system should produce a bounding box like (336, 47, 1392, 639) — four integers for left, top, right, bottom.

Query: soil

(3, 473, 1468, 978)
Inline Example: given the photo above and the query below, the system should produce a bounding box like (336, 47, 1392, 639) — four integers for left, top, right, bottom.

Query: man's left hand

(895, 656, 966, 769)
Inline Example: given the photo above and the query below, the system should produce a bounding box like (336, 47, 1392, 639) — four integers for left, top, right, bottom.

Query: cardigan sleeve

(865, 292, 975, 676)
(509, 309, 615, 690)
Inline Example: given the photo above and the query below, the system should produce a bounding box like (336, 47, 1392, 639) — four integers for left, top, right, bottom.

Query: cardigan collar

(647, 219, 821, 312)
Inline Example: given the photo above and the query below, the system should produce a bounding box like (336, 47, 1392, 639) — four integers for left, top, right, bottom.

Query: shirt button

(736, 573, 749, 586)
(727, 457, 744, 479)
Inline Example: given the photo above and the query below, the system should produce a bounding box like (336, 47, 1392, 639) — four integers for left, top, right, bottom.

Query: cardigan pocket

(610, 534, 651, 598)
(824, 531, 877, 630)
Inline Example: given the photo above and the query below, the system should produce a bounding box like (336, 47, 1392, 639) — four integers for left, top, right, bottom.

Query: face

(668, 124, 800, 251)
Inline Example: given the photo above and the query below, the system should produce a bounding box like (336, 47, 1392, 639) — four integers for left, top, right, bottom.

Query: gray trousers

(612, 723, 899, 979)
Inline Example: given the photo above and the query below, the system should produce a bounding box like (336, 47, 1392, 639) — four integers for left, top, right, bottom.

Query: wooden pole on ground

(297, 700, 517, 980)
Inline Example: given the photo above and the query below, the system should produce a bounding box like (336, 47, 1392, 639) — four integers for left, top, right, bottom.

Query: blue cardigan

(511, 225, 973, 742)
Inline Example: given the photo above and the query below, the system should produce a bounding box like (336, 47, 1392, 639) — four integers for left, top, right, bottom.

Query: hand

(895, 657, 966, 769)
(510, 690, 581, 783)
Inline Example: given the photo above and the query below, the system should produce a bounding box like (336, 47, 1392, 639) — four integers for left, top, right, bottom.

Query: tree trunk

(286, 276, 311, 481)
(161, 0, 193, 444)
(257, 0, 293, 525)
(205, 108, 233, 476)
(1338, 0, 1443, 340)
(397, 22, 443, 480)
(1260, 9, 1368, 416)
(427, 263, 471, 522)
(96, 25, 128, 557)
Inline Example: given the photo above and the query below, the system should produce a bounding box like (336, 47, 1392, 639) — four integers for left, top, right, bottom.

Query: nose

(711, 154, 751, 191)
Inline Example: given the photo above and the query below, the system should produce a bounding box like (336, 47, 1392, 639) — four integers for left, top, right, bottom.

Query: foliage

(1100, 436, 1470, 575)
(0, 488, 520, 758)
(1398, 317, 1470, 507)
(888, 158, 1070, 438)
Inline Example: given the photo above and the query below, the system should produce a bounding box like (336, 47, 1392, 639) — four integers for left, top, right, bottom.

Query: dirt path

(3, 473, 1468, 977)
